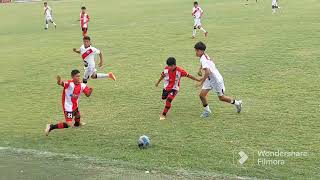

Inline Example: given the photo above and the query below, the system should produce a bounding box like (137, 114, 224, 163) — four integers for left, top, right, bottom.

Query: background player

(192, 1, 208, 38)
(73, 36, 116, 83)
(80, 6, 90, 37)
(45, 69, 93, 136)
(194, 42, 242, 118)
(272, 0, 280, 14)
(43, 2, 56, 30)
(155, 57, 200, 120)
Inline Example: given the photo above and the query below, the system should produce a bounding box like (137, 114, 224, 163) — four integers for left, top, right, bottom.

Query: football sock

(231, 100, 235, 104)
(74, 118, 80, 127)
(50, 122, 69, 130)
(204, 105, 211, 112)
(97, 73, 109, 78)
(193, 29, 197, 37)
(232, 100, 240, 105)
(200, 27, 207, 33)
(45, 24, 49, 29)
(162, 98, 173, 116)
(53, 22, 56, 26)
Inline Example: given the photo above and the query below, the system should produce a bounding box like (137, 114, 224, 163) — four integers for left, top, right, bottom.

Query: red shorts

(64, 108, 80, 123)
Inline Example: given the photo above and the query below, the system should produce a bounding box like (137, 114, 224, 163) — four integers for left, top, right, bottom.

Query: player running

(192, 1, 208, 39)
(272, 0, 280, 14)
(194, 42, 242, 118)
(45, 70, 93, 136)
(155, 57, 200, 120)
(80, 6, 90, 37)
(43, 2, 56, 30)
(73, 36, 116, 84)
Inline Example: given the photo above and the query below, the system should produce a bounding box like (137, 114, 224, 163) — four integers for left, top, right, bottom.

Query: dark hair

(194, 41, 206, 51)
(71, 69, 80, 77)
(194, 1, 198, 5)
(81, 6, 86, 10)
(44, 2, 47, 4)
(166, 57, 176, 66)
(83, 36, 91, 41)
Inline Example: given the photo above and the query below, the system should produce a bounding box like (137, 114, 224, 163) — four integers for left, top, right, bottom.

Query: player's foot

(192, 36, 195, 39)
(204, 32, 208, 37)
(108, 72, 116, 81)
(80, 122, 86, 126)
(235, 100, 243, 113)
(45, 124, 51, 136)
(200, 111, 211, 118)
(44, 28, 48, 30)
(159, 115, 166, 121)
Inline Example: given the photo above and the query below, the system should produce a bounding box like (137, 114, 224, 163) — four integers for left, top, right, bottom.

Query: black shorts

(64, 108, 80, 123)
(162, 89, 177, 100)
(82, 27, 88, 33)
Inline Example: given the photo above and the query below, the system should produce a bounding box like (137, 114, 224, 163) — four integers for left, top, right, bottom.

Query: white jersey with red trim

(200, 54, 223, 85)
(62, 80, 90, 112)
(44, 6, 52, 18)
(192, 6, 203, 19)
(80, 12, 90, 28)
(79, 45, 100, 67)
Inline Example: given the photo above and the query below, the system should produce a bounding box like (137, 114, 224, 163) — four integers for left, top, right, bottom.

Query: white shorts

(45, 16, 53, 23)
(202, 79, 225, 96)
(194, 18, 201, 27)
(83, 66, 97, 79)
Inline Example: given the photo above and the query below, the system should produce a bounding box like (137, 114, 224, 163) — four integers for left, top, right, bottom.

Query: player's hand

(73, 48, 77, 52)
(197, 71, 203, 77)
(155, 83, 159, 87)
(56, 75, 61, 82)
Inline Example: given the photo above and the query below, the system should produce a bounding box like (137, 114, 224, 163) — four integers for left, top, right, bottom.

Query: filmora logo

(238, 151, 248, 165)
(233, 148, 255, 167)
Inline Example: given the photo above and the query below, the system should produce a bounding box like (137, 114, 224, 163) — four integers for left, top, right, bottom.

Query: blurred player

(73, 36, 116, 83)
(192, 1, 208, 38)
(43, 2, 56, 30)
(155, 57, 200, 120)
(45, 70, 93, 136)
(194, 42, 242, 118)
(80, 6, 90, 36)
(272, 0, 280, 14)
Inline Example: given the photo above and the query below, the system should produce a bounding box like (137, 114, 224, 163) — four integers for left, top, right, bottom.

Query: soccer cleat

(159, 115, 166, 121)
(108, 72, 116, 81)
(200, 111, 211, 118)
(80, 122, 86, 126)
(236, 100, 243, 113)
(45, 124, 51, 136)
(204, 32, 208, 37)
(44, 28, 48, 30)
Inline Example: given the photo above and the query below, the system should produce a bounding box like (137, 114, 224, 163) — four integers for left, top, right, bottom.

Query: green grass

(0, 0, 320, 179)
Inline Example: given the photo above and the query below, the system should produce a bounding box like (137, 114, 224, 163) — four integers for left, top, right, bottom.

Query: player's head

(83, 36, 91, 47)
(44, 2, 47, 7)
(193, 1, 198, 7)
(194, 41, 206, 57)
(81, 6, 86, 13)
(71, 69, 81, 83)
(166, 57, 177, 70)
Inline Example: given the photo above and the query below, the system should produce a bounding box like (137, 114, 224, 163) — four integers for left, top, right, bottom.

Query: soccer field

(0, 0, 319, 179)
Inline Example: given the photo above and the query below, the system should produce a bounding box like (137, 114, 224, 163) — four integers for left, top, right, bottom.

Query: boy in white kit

(194, 42, 242, 118)
(272, 0, 280, 14)
(192, 1, 208, 38)
(43, 2, 56, 30)
(73, 36, 116, 84)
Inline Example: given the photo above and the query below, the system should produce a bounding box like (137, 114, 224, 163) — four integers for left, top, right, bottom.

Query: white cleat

(236, 100, 243, 113)
(200, 110, 211, 118)
(45, 124, 51, 136)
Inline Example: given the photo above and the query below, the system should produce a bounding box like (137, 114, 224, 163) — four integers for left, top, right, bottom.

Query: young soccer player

(194, 42, 242, 118)
(43, 2, 56, 30)
(155, 57, 200, 120)
(73, 36, 116, 83)
(45, 70, 93, 136)
(192, 1, 208, 39)
(272, 0, 280, 14)
(80, 6, 90, 37)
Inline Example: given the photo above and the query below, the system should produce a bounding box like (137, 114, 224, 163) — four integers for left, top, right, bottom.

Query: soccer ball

(138, 135, 150, 149)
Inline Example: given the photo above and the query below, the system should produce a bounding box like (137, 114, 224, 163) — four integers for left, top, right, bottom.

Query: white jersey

(44, 6, 52, 18)
(200, 54, 223, 85)
(80, 45, 101, 67)
(272, 0, 278, 6)
(192, 6, 203, 19)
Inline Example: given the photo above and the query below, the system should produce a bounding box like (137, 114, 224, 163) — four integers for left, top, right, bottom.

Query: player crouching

(45, 70, 93, 136)
(155, 57, 201, 120)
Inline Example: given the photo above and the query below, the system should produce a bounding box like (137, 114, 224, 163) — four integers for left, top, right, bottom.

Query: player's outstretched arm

(73, 48, 80, 54)
(56, 75, 64, 87)
(197, 66, 203, 76)
(155, 76, 164, 87)
(187, 74, 201, 82)
(98, 52, 103, 67)
(84, 87, 93, 97)
(198, 68, 210, 86)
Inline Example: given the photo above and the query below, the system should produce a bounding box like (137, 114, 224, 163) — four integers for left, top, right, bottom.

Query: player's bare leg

(218, 95, 243, 113)
(199, 89, 212, 118)
(198, 25, 208, 37)
(192, 26, 197, 38)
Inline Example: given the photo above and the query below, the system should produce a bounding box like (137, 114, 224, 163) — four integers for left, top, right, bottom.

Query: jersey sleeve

(92, 47, 101, 55)
(180, 68, 189, 77)
(82, 85, 91, 96)
(63, 81, 70, 89)
(201, 59, 210, 70)
(199, 7, 204, 13)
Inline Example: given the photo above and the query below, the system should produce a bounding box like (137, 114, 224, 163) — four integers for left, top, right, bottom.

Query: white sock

(53, 22, 56, 26)
(233, 100, 240, 106)
(204, 105, 211, 112)
(45, 24, 48, 29)
(192, 29, 197, 37)
(97, 73, 109, 78)
(200, 27, 207, 33)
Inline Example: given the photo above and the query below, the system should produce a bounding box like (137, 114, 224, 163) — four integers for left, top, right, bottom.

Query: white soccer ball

(138, 135, 150, 149)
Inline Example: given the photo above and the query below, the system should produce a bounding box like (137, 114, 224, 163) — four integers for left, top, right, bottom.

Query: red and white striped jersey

(192, 6, 203, 18)
(80, 12, 90, 28)
(62, 80, 91, 112)
(161, 66, 189, 91)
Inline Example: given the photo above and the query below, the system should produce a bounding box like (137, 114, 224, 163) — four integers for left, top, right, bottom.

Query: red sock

(162, 98, 172, 116)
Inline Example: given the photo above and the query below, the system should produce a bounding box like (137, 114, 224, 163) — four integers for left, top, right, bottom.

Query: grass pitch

(0, 0, 319, 179)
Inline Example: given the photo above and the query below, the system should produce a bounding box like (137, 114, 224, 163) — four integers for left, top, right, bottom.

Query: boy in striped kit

(194, 42, 242, 118)
(80, 6, 90, 37)
(45, 70, 93, 136)
(155, 57, 200, 120)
